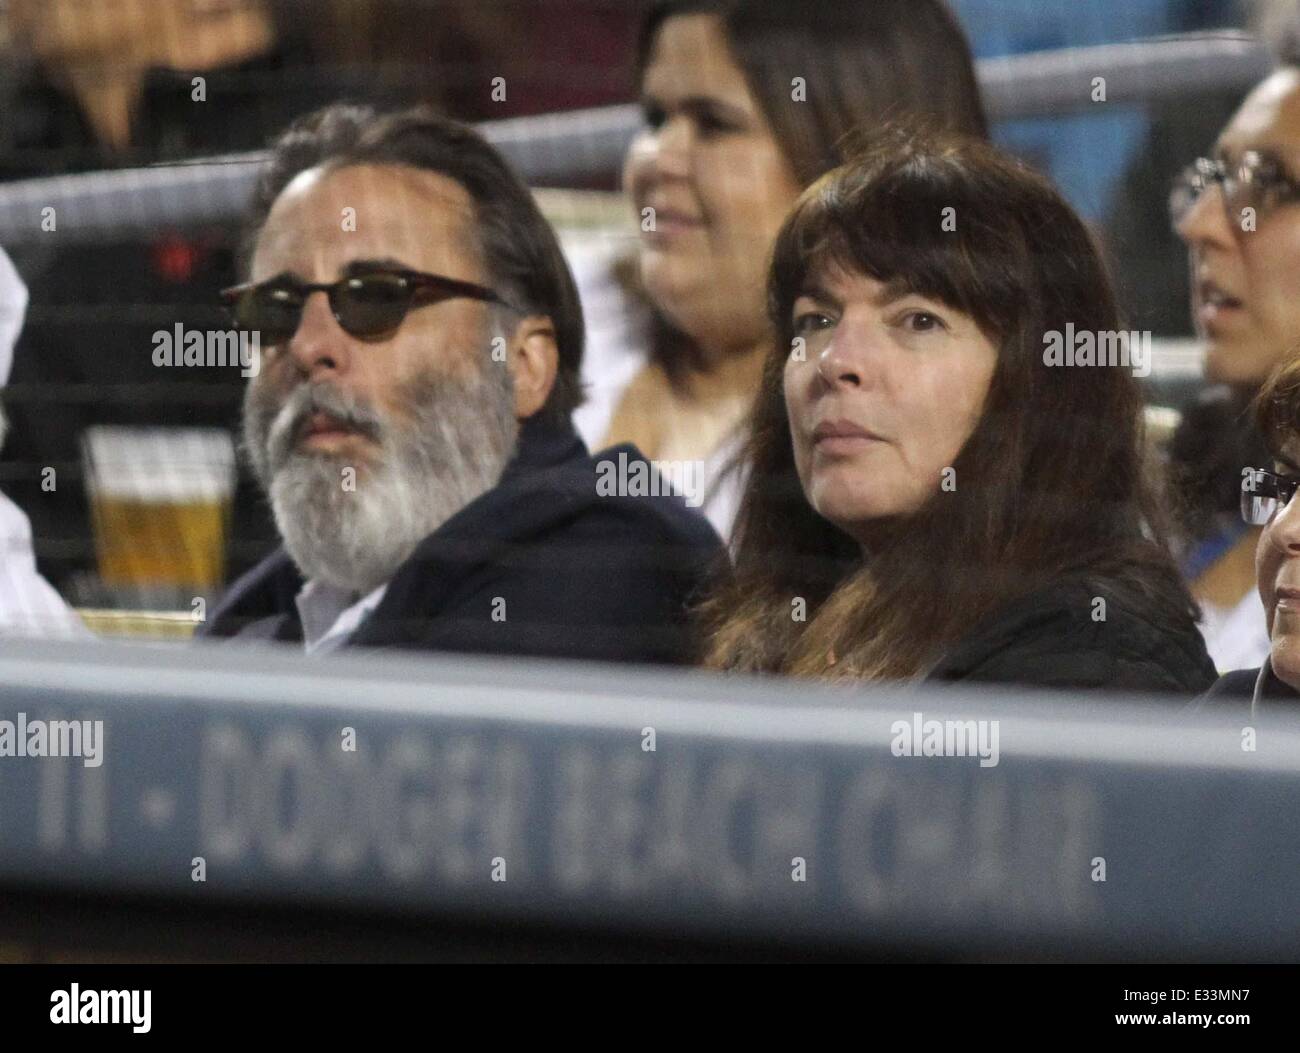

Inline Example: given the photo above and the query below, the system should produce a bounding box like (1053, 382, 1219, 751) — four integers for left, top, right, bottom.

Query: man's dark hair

(243, 103, 584, 426)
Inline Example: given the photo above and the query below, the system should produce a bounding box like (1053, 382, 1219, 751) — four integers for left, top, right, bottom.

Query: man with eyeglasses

(199, 104, 721, 660)
(1167, 63, 1300, 676)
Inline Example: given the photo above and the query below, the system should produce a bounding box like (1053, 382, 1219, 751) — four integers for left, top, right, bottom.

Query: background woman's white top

(565, 233, 747, 543)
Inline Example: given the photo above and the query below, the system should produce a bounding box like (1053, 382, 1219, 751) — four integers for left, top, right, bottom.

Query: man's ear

(504, 314, 559, 420)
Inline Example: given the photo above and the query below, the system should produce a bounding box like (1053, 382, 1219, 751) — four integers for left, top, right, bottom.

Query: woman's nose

(1271, 489, 1300, 551)
(1176, 182, 1234, 248)
(642, 117, 692, 182)
(817, 339, 864, 388)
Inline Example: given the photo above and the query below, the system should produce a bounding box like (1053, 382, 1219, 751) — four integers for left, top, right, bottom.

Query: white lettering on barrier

(195, 723, 1101, 918)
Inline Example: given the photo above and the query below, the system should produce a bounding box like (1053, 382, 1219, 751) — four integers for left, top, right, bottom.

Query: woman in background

(577, 0, 987, 540)
(1169, 53, 1300, 673)
(3, 0, 289, 173)
(1204, 356, 1300, 709)
(702, 132, 1216, 693)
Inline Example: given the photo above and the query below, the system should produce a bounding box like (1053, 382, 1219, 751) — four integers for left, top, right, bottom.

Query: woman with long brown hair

(580, 0, 987, 540)
(702, 131, 1217, 692)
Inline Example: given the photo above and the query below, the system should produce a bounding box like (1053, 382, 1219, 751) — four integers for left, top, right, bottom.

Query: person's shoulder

(378, 440, 722, 663)
(1200, 668, 1261, 703)
(933, 574, 1217, 694)
(1195, 662, 1300, 710)
(577, 443, 724, 552)
(501, 437, 720, 547)
(201, 547, 300, 638)
(408, 436, 723, 590)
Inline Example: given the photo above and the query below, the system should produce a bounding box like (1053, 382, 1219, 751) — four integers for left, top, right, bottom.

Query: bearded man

(200, 105, 721, 662)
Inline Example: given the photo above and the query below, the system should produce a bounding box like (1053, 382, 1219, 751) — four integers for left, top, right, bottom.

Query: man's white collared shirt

(294, 579, 388, 654)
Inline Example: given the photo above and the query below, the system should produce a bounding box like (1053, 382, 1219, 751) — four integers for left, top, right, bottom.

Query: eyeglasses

(220, 267, 509, 344)
(1169, 151, 1300, 229)
(1241, 467, 1300, 525)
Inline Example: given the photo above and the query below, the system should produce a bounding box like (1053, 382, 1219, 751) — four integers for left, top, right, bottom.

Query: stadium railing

(0, 31, 1272, 243)
(0, 638, 1296, 961)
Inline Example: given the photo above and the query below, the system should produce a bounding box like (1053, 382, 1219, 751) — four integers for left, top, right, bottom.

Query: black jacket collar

(1201, 658, 1300, 712)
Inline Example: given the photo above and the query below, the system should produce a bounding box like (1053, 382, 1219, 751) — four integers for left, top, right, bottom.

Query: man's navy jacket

(199, 418, 724, 665)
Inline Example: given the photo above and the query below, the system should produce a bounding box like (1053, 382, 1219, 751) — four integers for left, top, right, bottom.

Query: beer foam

(82, 427, 236, 502)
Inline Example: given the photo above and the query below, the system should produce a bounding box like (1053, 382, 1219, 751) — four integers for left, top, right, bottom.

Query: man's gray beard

(244, 364, 519, 596)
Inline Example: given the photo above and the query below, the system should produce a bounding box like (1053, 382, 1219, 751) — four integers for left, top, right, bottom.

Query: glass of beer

(82, 427, 236, 604)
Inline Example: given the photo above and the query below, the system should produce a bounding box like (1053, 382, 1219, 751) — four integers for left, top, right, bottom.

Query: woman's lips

(812, 420, 885, 454)
(1196, 280, 1246, 331)
(642, 205, 705, 239)
(1198, 301, 1246, 331)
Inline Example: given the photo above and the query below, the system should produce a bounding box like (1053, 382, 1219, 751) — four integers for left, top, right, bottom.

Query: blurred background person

(289, 0, 640, 123)
(702, 133, 1215, 692)
(2, 0, 317, 177)
(0, 245, 89, 639)
(1169, 40, 1300, 673)
(0, 0, 631, 179)
(573, 0, 988, 541)
(1205, 354, 1300, 707)
(1100, 0, 1244, 339)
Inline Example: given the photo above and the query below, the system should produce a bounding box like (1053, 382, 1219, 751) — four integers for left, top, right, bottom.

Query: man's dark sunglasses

(220, 267, 509, 344)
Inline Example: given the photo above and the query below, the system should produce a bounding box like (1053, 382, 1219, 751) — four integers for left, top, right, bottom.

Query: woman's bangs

(775, 165, 1017, 341)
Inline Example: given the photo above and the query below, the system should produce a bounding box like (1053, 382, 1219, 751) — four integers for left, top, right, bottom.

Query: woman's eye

(695, 111, 740, 137)
(898, 310, 946, 333)
(642, 105, 666, 130)
(793, 311, 835, 336)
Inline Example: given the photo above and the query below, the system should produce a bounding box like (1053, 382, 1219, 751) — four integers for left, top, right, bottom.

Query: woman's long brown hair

(701, 130, 1201, 679)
